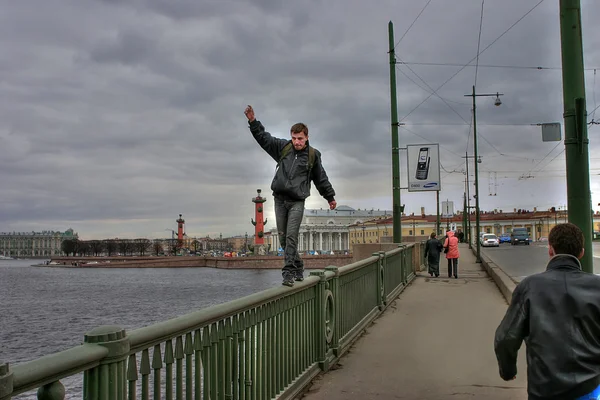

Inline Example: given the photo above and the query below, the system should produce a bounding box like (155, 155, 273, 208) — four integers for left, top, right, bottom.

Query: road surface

(480, 242, 600, 282)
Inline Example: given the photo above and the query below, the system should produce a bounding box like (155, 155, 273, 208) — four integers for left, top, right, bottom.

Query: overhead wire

(398, 0, 546, 123)
(396, 65, 470, 105)
(397, 58, 471, 124)
(399, 125, 463, 158)
(396, 61, 599, 71)
(474, 0, 485, 89)
(394, 0, 433, 49)
(520, 141, 562, 178)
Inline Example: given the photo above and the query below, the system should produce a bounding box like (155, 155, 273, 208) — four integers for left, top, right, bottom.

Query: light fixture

(494, 93, 502, 107)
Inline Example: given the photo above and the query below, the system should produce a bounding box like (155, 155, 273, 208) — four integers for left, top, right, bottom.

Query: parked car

(511, 228, 530, 245)
(481, 234, 500, 247)
(498, 233, 511, 244)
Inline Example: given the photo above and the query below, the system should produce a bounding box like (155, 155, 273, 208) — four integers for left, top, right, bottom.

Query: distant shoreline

(36, 254, 354, 269)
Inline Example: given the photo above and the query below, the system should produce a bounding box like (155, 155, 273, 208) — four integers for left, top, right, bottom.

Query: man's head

(290, 123, 308, 151)
(430, 232, 436, 239)
(548, 223, 584, 259)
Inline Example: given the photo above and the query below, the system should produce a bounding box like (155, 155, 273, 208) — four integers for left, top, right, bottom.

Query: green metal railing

(1, 243, 425, 400)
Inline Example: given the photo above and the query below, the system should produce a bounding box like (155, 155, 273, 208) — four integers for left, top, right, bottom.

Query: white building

(0, 229, 78, 257)
(267, 205, 390, 253)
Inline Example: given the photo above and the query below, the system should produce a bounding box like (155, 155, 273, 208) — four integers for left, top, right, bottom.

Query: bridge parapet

(6, 242, 425, 399)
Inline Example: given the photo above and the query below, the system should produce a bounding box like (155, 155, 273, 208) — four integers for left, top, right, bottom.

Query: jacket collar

(546, 254, 582, 271)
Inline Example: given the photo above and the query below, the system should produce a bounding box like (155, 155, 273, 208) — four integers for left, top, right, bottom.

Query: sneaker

(294, 271, 304, 282)
(282, 275, 294, 287)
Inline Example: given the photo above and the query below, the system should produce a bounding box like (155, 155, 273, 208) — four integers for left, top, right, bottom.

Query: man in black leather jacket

(245, 105, 336, 287)
(494, 223, 600, 399)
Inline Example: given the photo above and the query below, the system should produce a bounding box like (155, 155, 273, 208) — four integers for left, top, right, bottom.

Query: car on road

(511, 228, 530, 245)
(498, 233, 511, 244)
(481, 233, 500, 247)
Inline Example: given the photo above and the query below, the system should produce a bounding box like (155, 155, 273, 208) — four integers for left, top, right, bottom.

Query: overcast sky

(1, 0, 600, 240)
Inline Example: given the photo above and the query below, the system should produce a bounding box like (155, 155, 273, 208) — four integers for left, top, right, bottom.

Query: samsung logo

(423, 182, 439, 188)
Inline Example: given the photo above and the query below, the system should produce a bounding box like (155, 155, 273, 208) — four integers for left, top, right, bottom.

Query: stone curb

(472, 247, 517, 305)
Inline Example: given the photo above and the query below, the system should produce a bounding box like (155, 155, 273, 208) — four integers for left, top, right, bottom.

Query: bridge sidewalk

(300, 244, 528, 400)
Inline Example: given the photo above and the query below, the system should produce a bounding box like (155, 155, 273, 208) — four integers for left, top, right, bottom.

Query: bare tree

(61, 239, 78, 256)
(134, 239, 151, 256)
(77, 241, 89, 256)
(104, 240, 118, 256)
(153, 240, 163, 256)
(118, 240, 132, 256)
(88, 240, 105, 256)
(192, 240, 200, 253)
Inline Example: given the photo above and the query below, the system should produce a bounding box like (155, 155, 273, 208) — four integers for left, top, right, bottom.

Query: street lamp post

(465, 86, 503, 263)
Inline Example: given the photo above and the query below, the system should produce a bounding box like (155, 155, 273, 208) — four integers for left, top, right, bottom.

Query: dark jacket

(494, 254, 600, 400)
(249, 120, 335, 202)
(424, 238, 443, 264)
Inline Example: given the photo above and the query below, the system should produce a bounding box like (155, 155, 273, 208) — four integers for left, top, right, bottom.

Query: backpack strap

(279, 143, 316, 179)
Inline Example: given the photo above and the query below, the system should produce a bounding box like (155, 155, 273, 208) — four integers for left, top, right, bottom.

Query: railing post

(374, 252, 385, 310)
(310, 271, 328, 370)
(83, 325, 130, 400)
(324, 267, 339, 358)
(398, 245, 407, 284)
(0, 362, 14, 400)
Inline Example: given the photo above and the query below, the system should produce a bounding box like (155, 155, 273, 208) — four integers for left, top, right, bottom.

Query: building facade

(267, 205, 390, 253)
(347, 208, 600, 253)
(0, 229, 78, 257)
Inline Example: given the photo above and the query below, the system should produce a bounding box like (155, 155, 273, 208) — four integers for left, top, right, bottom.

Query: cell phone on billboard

(416, 147, 430, 180)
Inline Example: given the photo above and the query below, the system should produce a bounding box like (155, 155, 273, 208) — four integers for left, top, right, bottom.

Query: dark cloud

(1, 0, 599, 239)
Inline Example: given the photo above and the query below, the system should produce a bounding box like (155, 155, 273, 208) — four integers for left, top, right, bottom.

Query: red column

(252, 190, 267, 245)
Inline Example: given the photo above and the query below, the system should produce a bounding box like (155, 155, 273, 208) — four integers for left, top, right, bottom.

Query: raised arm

(245, 105, 288, 162)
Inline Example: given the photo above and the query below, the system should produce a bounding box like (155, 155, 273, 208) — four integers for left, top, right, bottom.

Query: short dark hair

(548, 223, 584, 257)
(430, 232, 436, 239)
(290, 123, 308, 136)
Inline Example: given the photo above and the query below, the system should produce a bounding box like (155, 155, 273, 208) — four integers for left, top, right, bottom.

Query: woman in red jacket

(443, 230, 460, 278)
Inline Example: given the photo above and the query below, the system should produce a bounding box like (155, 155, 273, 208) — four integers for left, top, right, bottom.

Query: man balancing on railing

(244, 105, 337, 287)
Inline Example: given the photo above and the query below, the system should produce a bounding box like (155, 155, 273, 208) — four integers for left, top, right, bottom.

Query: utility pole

(463, 192, 468, 242)
(560, 0, 593, 273)
(463, 153, 472, 248)
(471, 86, 481, 262)
(388, 21, 402, 244)
(436, 190, 441, 235)
(465, 89, 502, 262)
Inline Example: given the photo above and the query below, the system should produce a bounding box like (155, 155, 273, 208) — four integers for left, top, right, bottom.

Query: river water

(1, 259, 284, 399)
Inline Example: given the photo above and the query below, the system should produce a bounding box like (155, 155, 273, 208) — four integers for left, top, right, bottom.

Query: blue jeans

(577, 384, 600, 400)
(274, 198, 304, 278)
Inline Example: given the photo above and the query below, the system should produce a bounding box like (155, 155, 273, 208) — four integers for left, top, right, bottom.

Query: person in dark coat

(424, 232, 443, 277)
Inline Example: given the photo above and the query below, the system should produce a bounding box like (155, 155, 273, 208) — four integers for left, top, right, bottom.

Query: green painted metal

(37, 381, 65, 400)
(388, 20, 402, 243)
(560, 0, 593, 273)
(6, 244, 424, 400)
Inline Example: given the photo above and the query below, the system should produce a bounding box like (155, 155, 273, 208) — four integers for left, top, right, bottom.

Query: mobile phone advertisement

(406, 143, 441, 192)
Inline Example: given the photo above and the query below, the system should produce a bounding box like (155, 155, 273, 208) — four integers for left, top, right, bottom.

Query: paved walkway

(301, 244, 528, 400)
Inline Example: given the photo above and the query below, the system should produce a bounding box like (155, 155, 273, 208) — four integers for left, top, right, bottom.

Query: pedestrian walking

(494, 223, 600, 400)
(424, 232, 443, 277)
(245, 105, 336, 287)
(443, 230, 459, 278)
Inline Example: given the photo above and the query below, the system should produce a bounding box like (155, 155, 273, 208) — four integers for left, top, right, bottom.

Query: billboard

(406, 144, 441, 192)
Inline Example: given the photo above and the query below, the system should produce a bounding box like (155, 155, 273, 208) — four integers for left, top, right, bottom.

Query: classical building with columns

(267, 205, 390, 254)
(0, 228, 78, 257)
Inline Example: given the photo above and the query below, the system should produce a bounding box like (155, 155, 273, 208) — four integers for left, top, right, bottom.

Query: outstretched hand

(244, 105, 255, 122)
(329, 200, 337, 210)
